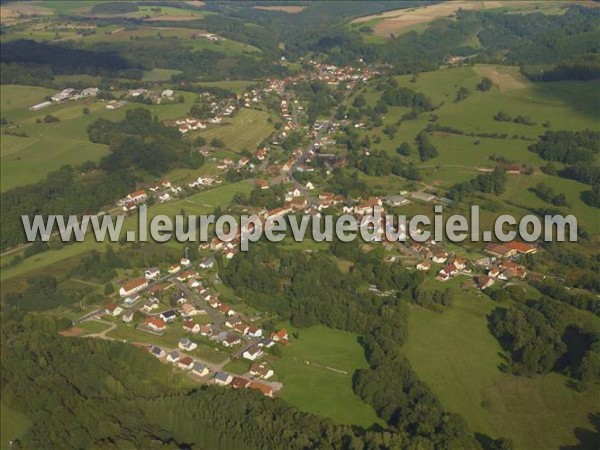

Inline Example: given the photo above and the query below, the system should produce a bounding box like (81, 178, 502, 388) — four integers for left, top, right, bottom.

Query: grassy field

(192, 108, 274, 152)
(273, 324, 381, 428)
(402, 290, 600, 449)
(0, 87, 199, 191)
(349, 64, 599, 234)
(0, 402, 30, 450)
(0, 180, 253, 287)
(142, 68, 182, 82)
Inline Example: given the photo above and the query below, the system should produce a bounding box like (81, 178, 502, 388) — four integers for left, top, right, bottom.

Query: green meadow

(0, 87, 200, 192)
(192, 108, 275, 152)
(0, 403, 30, 450)
(402, 290, 600, 450)
(274, 324, 382, 428)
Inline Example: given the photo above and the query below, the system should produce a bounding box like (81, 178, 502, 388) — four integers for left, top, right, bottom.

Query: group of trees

(415, 130, 440, 161)
(530, 182, 569, 207)
(529, 130, 600, 208)
(220, 242, 482, 448)
(489, 298, 600, 386)
(529, 130, 599, 165)
(493, 111, 536, 126)
(448, 167, 507, 201)
(88, 108, 202, 175)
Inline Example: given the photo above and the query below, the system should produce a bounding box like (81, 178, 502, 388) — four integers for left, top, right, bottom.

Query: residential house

(249, 363, 274, 380)
(222, 335, 241, 348)
(119, 278, 148, 297)
(355, 197, 382, 215)
(248, 381, 274, 398)
(484, 243, 517, 258)
(384, 195, 409, 207)
(504, 241, 538, 255)
(488, 267, 501, 278)
(432, 252, 449, 264)
(150, 346, 166, 358)
(178, 356, 194, 370)
(160, 310, 177, 323)
(243, 346, 263, 361)
(199, 257, 215, 269)
(127, 189, 147, 203)
(179, 338, 198, 351)
(181, 303, 201, 316)
(200, 324, 213, 336)
(231, 376, 251, 389)
(168, 264, 181, 274)
(144, 317, 166, 332)
(191, 362, 210, 377)
(166, 351, 180, 363)
(142, 299, 159, 312)
(416, 261, 431, 271)
(270, 329, 288, 344)
(436, 264, 458, 281)
(144, 267, 160, 280)
(476, 276, 495, 290)
(247, 326, 262, 338)
(183, 320, 201, 334)
(122, 311, 134, 323)
(450, 257, 467, 271)
(258, 338, 275, 348)
(105, 303, 123, 317)
(213, 372, 233, 386)
(234, 322, 250, 335)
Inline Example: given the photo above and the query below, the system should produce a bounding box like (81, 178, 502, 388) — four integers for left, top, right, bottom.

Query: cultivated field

(351, 1, 590, 37)
(274, 324, 381, 428)
(402, 288, 600, 449)
(253, 5, 306, 14)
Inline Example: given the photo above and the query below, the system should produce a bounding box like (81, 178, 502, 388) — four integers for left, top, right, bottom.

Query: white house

(178, 338, 198, 351)
(192, 362, 210, 377)
(144, 268, 160, 280)
(213, 371, 232, 386)
(166, 351, 180, 363)
(242, 346, 263, 361)
(105, 303, 123, 317)
(119, 278, 148, 297)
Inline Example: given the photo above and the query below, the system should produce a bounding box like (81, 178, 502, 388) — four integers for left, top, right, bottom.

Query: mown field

(192, 108, 275, 152)
(0, 402, 30, 450)
(273, 324, 382, 428)
(402, 288, 600, 450)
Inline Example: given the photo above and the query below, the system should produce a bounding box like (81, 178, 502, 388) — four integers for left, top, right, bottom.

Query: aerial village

(54, 56, 546, 398)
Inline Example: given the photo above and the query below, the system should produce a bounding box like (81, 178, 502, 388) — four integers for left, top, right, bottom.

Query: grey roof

(192, 362, 207, 372)
(162, 309, 177, 318)
(214, 371, 230, 382)
(167, 351, 179, 359)
(151, 346, 163, 355)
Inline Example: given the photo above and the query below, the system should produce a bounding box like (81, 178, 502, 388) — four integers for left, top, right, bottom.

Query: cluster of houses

(149, 345, 275, 397)
(117, 180, 183, 211)
(412, 239, 538, 290)
(128, 88, 175, 104)
(29, 87, 99, 111)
